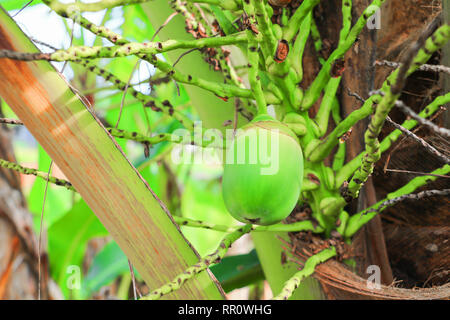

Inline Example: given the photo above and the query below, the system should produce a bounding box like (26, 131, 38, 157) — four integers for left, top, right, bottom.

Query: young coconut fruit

(222, 114, 304, 225)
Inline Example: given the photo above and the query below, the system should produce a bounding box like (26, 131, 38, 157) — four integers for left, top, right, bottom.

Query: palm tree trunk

(0, 107, 52, 299)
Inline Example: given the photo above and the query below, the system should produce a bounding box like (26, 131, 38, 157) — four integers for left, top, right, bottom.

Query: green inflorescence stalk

(347, 24, 450, 198)
(243, 1, 267, 115)
(331, 101, 347, 171)
(141, 224, 252, 300)
(174, 216, 324, 233)
(346, 165, 450, 237)
(43, 0, 153, 13)
(0, 33, 247, 62)
(385, 116, 449, 163)
(283, 0, 321, 42)
(0, 158, 75, 191)
(315, 78, 343, 136)
(42, 2, 270, 117)
(309, 15, 324, 64)
(10, 0, 447, 300)
(380, 24, 450, 94)
(336, 92, 450, 186)
(107, 127, 225, 148)
(290, 12, 312, 82)
(185, 0, 242, 11)
(394, 100, 450, 138)
(0, 40, 261, 104)
(302, 0, 386, 110)
(356, 188, 450, 220)
(175, 217, 238, 233)
(346, 92, 397, 198)
(252, 0, 277, 58)
(147, 55, 281, 104)
(43, 0, 242, 13)
(314, 0, 352, 136)
(176, 0, 245, 90)
(0, 155, 324, 234)
(248, 42, 267, 115)
(0, 118, 24, 125)
(76, 61, 195, 130)
(307, 96, 376, 162)
(273, 246, 337, 300)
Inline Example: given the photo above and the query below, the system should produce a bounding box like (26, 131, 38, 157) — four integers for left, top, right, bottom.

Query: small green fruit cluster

(222, 115, 304, 225)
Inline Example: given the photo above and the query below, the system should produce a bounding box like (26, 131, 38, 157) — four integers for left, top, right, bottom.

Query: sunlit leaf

(48, 199, 109, 298)
(153, 81, 190, 109)
(28, 145, 73, 230)
(122, 5, 155, 42)
(209, 5, 239, 35)
(210, 249, 264, 292)
(81, 240, 129, 298)
(181, 172, 238, 256)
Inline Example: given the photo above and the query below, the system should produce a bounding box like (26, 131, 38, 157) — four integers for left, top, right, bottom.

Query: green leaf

(123, 5, 155, 42)
(0, 99, 16, 118)
(102, 92, 149, 133)
(153, 80, 190, 108)
(180, 173, 238, 256)
(28, 145, 73, 230)
(81, 240, 129, 298)
(0, 5, 223, 300)
(209, 5, 239, 35)
(48, 199, 109, 299)
(210, 249, 265, 292)
(122, 5, 191, 110)
(102, 56, 140, 87)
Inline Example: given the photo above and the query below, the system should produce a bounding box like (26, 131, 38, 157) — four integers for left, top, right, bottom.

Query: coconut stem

(141, 224, 252, 300)
(273, 247, 337, 300)
(244, 1, 268, 116)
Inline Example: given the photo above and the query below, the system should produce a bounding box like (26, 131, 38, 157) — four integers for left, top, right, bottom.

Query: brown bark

(444, 0, 450, 128)
(291, 0, 449, 298)
(340, 0, 393, 287)
(372, 0, 449, 289)
(0, 112, 54, 299)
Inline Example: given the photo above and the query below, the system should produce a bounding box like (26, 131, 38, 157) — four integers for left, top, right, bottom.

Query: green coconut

(222, 114, 304, 225)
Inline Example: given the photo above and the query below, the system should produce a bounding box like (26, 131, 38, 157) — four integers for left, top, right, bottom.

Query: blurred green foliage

(3, 2, 260, 299)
